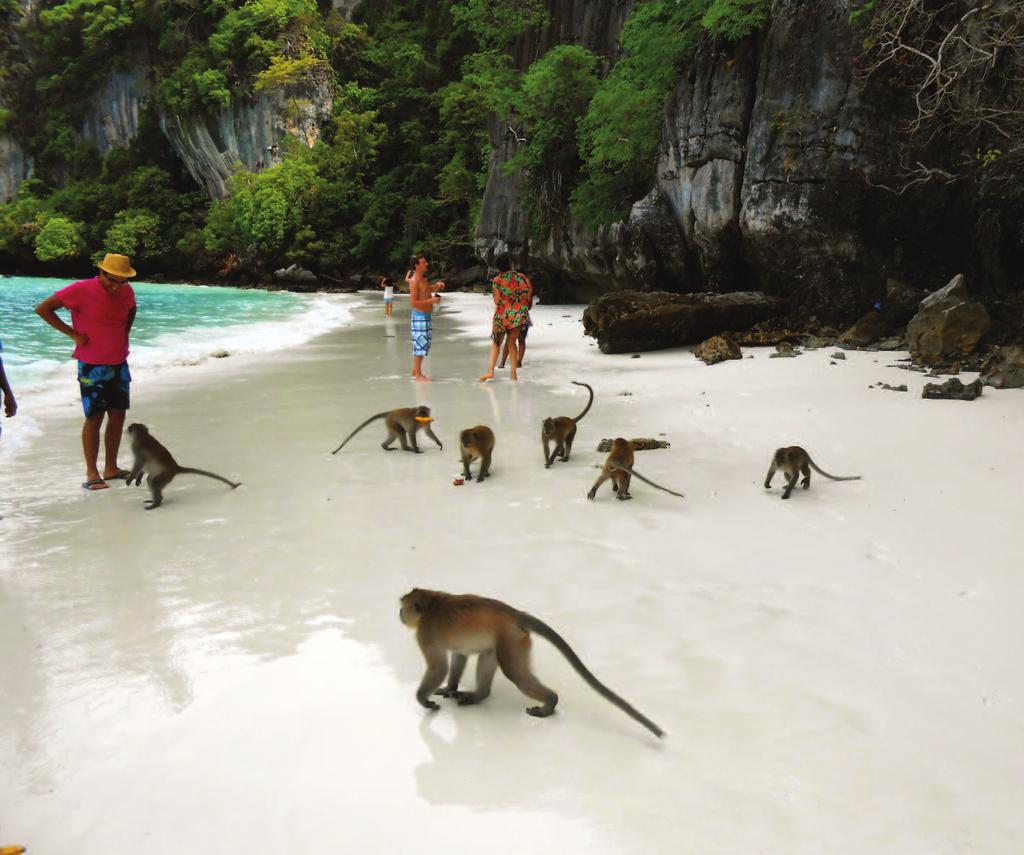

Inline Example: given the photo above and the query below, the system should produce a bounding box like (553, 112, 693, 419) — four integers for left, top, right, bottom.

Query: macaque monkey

(331, 405, 442, 454)
(399, 588, 664, 737)
(764, 446, 861, 499)
(587, 437, 684, 501)
(541, 381, 593, 467)
(459, 425, 495, 482)
(125, 423, 241, 510)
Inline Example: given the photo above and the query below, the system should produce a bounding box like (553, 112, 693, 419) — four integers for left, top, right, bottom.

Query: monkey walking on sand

(764, 445, 861, 499)
(331, 405, 442, 454)
(587, 437, 684, 502)
(399, 588, 664, 737)
(459, 425, 495, 482)
(541, 381, 593, 468)
(124, 423, 241, 510)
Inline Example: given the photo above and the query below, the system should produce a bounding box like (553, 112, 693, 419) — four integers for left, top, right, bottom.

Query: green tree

(34, 216, 86, 262)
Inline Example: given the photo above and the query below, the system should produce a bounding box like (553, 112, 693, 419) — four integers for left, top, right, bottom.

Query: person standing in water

(34, 253, 137, 491)
(480, 257, 533, 382)
(380, 276, 395, 319)
(406, 254, 445, 382)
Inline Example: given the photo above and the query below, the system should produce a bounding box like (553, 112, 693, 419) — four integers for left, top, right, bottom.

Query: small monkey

(764, 446, 861, 499)
(587, 437, 684, 501)
(331, 405, 442, 454)
(541, 381, 593, 467)
(399, 588, 664, 737)
(459, 425, 495, 482)
(125, 423, 241, 510)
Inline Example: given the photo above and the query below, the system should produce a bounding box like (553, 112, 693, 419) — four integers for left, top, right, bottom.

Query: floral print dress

(491, 271, 533, 342)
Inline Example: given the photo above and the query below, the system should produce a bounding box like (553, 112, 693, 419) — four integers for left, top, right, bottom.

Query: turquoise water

(0, 276, 359, 401)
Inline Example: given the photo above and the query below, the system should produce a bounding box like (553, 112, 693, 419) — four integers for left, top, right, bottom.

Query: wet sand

(1, 294, 1022, 854)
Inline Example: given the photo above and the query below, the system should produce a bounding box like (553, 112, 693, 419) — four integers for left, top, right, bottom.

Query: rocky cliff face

(80, 68, 149, 155)
(0, 136, 32, 203)
(475, 0, 1024, 322)
(474, 0, 635, 272)
(159, 69, 334, 198)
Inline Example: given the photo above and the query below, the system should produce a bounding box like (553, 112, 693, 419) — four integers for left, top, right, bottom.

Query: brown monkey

(764, 446, 861, 500)
(587, 437, 684, 501)
(459, 425, 495, 482)
(124, 423, 241, 510)
(331, 405, 442, 454)
(541, 381, 593, 467)
(399, 588, 664, 737)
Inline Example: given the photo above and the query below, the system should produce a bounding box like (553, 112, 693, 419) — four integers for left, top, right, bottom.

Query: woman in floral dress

(480, 260, 533, 382)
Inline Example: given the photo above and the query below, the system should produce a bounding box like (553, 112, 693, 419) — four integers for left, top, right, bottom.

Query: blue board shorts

(411, 310, 432, 356)
(78, 361, 131, 417)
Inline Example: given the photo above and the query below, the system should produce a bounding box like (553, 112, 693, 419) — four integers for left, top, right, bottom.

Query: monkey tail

(519, 612, 665, 738)
(570, 381, 594, 423)
(807, 459, 862, 482)
(610, 464, 685, 499)
(331, 412, 388, 454)
(176, 467, 241, 489)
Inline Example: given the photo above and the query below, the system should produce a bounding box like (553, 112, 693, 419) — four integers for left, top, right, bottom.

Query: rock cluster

(980, 345, 1024, 389)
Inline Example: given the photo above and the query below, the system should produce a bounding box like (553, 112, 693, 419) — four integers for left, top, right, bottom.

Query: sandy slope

(0, 293, 1021, 854)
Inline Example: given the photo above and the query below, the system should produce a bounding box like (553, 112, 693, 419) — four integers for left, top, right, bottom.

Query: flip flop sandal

(106, 468, 131, 480)
(81, 478, 109, 491)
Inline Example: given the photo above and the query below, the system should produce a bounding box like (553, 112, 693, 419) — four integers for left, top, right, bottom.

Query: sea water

(0, 275, 354, 450)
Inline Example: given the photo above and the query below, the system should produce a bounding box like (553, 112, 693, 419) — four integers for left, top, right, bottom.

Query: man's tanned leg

(102, 408, 126, 478)
(82, 413, 104, 482)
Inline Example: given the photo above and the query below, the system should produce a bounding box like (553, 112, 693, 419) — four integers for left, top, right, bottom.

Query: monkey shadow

(413, 695, 663, 816)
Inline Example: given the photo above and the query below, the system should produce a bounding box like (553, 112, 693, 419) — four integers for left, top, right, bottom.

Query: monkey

(541, 381, 593, 468)
(587, 437, 685, 501)
(459, 425, 495, 483)
(124, 423, 241, 510)
(331, 405, 442, 455)
(764, 446, 862, 500)
(399, 588, 664, 738)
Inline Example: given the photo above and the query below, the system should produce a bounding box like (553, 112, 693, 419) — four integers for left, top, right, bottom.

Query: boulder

(694, 336, 742, 365)
(921, 378, 984, 401)
(838, 311, 887, 347)
(980, 345, 1024, 389)
(582, 290, 782, 354)
(906, 275, 991, 365)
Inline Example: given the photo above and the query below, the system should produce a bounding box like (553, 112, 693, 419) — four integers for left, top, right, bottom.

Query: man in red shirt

(35, 253, 138, 491)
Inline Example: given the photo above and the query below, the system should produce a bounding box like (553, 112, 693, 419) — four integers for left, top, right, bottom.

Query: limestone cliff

(0, 136, 32, 203)
(475, 0, 1024, 321)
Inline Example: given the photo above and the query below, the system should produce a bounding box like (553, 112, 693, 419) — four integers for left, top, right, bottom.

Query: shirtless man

(405, 254, 445, 382)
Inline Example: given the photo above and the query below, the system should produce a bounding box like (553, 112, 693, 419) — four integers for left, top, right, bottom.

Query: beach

(1, 291, 1022, 854)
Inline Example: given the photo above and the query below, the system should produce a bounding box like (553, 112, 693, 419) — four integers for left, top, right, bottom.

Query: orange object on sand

(1, 845, 27, 854)
(453, 478, 465, 486)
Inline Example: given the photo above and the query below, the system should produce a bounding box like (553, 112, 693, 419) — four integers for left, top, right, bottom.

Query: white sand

(1, 293, 1022, 854)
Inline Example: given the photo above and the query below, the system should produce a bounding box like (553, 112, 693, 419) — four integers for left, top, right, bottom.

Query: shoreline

(1, 293, 1022, 854)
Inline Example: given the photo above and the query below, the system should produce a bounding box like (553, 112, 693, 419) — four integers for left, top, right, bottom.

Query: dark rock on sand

(838, 311, 887, 348)
(597, 438, 671, 452)
(694, 336, 743, 365)
(921, 378, 984, 401)
(769, 342, 799, 358)
(582, 290, 782, 354)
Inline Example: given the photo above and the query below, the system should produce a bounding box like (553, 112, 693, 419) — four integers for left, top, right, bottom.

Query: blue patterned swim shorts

(78, 361, 131, 417)
(411, 310, 432, 356)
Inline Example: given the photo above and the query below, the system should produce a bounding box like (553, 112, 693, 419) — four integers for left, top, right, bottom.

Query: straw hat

(98, 253, 137, 279)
